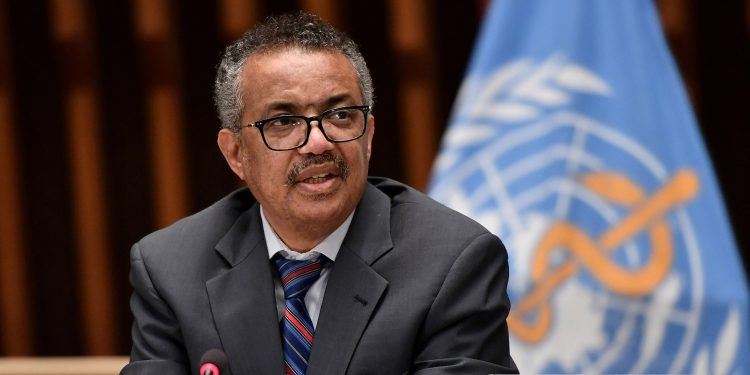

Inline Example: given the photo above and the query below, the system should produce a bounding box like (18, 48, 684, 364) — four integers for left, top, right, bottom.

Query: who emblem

(430, 56, 741, 374)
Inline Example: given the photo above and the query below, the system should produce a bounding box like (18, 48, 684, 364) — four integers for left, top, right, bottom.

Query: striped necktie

(273, 255, 331, 375)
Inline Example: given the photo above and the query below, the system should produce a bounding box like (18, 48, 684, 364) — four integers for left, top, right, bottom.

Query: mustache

(286, 153, 349, 185)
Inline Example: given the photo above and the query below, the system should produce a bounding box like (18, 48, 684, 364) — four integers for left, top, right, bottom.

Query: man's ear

(217, 128, 247, 181)
(366, 115, 375, 161)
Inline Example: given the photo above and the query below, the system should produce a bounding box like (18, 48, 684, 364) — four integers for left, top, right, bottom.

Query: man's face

(218, 48, 374, 243)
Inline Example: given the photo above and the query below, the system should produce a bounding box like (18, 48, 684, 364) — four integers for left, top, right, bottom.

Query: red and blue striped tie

(273, 255, 331, 375)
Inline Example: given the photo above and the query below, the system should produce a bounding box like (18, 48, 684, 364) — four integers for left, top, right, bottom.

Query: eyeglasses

(243, 105, 370, 151)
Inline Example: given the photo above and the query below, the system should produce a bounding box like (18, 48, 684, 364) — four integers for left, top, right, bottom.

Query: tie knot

(273, 255, 330, 300)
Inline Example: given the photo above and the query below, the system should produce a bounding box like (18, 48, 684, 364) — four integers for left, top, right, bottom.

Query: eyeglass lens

(263, 107, 366, 150)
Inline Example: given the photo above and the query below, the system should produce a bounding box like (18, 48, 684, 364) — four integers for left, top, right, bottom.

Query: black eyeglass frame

(242, 105, 371, 151)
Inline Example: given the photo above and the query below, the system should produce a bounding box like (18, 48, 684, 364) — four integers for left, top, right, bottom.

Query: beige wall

(0, 357, 128, 375)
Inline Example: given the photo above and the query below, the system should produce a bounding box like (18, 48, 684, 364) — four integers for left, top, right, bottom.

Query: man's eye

(330, 110, 352, 120)
(269, 117, 299, 127)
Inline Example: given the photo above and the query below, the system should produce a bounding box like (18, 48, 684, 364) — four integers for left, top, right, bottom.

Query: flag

(428, 1, 749, 373)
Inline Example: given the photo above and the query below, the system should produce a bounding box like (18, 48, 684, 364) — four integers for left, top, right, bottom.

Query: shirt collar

(260, 205, 354, 261)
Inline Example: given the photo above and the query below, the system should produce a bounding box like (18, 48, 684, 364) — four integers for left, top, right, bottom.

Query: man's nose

(298, 121, 334, 154)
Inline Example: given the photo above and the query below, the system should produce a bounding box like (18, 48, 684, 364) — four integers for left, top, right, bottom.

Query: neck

(265, 213, 347, 253)
(275, 229, 327, 253)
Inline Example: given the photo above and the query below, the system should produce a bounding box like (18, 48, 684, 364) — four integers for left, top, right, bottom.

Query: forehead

(240, 48, 362, 109)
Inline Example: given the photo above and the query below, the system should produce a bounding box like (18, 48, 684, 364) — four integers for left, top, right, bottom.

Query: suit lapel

(206, 204, 284, 375)
(307, 184, 393, 375)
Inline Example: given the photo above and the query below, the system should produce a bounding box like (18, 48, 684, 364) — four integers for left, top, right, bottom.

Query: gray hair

(214, 12, 375, 132)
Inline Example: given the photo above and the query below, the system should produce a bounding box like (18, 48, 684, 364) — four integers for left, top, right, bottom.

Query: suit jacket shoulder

(369, 176, 494, 255)
(137, 188, 256, 260)
(125, 188, 272, 374)
(311, 177, 517, 374)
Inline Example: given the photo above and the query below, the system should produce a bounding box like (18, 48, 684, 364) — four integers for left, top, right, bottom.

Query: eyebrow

(323, 94, 356, 108)
(263, 94, 358, 117)
(264, 102, 298, 115)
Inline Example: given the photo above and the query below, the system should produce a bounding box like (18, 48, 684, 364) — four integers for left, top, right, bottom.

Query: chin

(288, 176, 365, 221)
(292, 193, 352, 221)
(306, 192, 337, 201)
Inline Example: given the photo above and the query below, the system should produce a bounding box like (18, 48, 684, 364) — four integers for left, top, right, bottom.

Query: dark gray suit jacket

(122, 177, 517, 374)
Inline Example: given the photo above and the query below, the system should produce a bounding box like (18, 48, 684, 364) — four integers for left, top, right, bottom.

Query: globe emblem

(431, 109, 705, 374)
(430, 54, 747, 374)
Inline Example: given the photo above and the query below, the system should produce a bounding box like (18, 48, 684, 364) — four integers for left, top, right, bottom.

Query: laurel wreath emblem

(442, 54, 611, 151)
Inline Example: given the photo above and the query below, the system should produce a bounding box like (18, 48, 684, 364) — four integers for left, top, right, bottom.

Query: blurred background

(0, 0, 747, 357)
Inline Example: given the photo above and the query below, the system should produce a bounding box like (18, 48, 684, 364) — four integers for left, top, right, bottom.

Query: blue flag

(428, 1, 749, 373)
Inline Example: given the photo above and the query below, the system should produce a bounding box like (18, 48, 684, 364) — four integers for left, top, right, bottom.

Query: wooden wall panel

(657, 0, 698, 102)
(387, 0, 439, 191)
(49, 0, 117, 355)
(219, 0, 262, 40)
(431, 0, 484, 147)
(344, 1, 405, 181)
(6, 0, 83, 355)
(691, 0, 750, 272)
(87, 0, 153, 353)
(132, 0, 189, 228)
(0, 0, 32, 357)
(301, 0, 341, 29)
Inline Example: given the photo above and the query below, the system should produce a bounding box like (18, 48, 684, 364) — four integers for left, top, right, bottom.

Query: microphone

(199, 349, 228, 375)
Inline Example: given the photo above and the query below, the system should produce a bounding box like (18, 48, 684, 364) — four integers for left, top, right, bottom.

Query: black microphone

(199, 349, 228, 375)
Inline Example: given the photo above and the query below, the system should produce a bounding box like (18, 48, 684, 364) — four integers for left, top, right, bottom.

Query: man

(123, 12, 517, 375)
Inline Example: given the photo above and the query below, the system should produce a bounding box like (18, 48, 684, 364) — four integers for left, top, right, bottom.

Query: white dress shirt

(260, 206, 354, 328)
